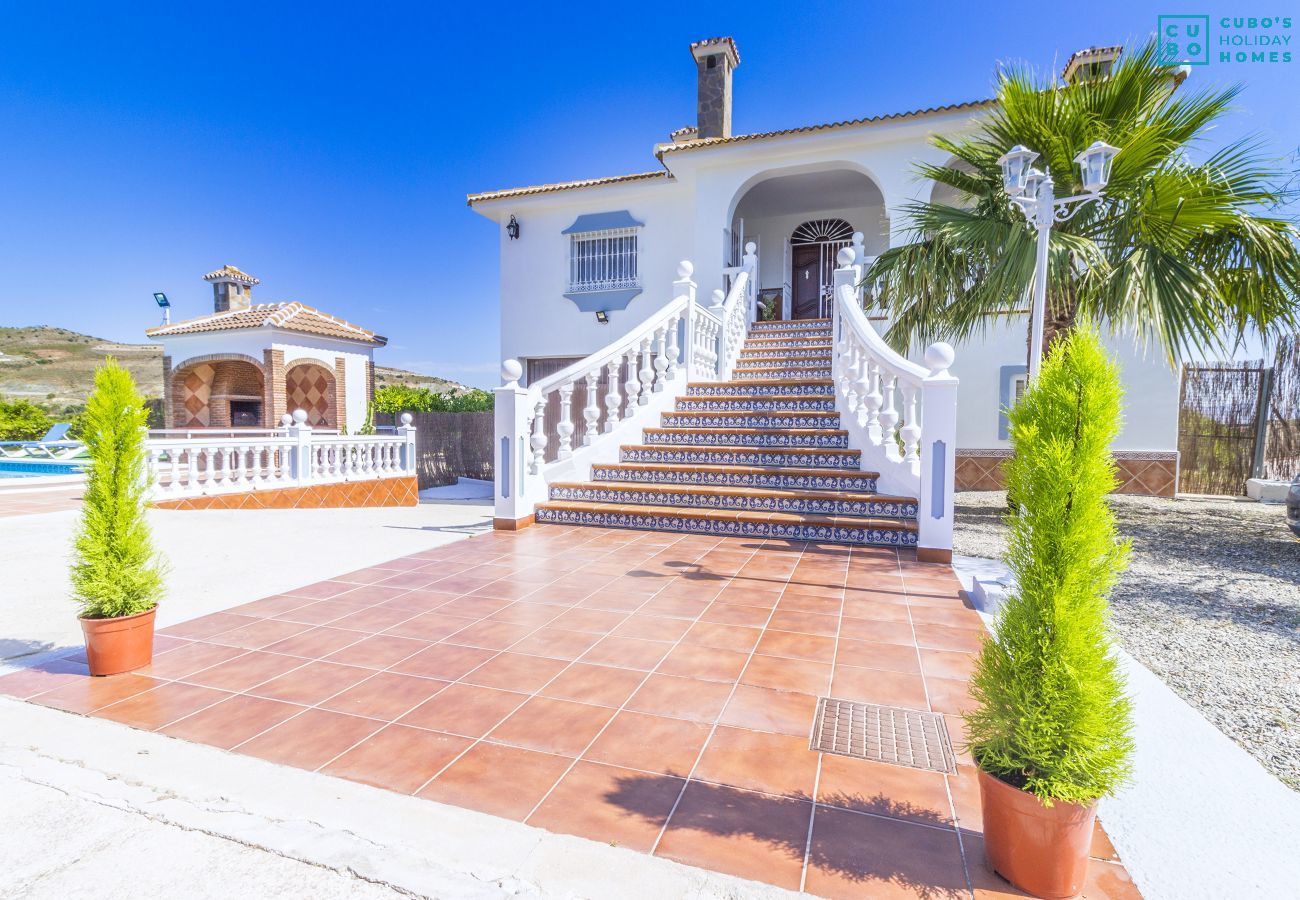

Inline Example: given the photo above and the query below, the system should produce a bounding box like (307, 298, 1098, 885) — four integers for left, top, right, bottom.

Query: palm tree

(867, 42, 1300, 364)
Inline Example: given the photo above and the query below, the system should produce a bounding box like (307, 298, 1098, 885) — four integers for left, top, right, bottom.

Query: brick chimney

(203, 265, 260, 313)
(690, 37, 740, 140)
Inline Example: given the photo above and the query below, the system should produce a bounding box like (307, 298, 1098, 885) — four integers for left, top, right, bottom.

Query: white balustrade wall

(831, 248, 958, 557)
(146, 410, 418, 500)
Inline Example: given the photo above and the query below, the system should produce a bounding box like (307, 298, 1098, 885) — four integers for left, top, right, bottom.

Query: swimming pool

(0, 460, 86, 478)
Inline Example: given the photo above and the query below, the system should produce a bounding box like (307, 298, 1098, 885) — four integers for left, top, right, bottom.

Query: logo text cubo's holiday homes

(1159, 14, 1293, 65)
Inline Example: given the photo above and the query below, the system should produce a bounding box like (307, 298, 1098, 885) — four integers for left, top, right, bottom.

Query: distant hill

(0, 326, 466, 410)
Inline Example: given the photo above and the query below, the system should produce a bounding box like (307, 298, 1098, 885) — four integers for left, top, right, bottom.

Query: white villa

(470, 38, 1182, 559)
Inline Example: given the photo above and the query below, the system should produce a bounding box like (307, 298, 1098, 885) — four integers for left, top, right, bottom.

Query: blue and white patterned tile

(740, 337, 833, 349)
(733, 368, 833, 380)
(641, 429, 850, 449)
(548, 484, 916, 518)
(590, 465, 879, 492)
(620, 445, 860, 469)
(674, 397, 837, 413)
(686, 382, 833, 398)
(659, 413, 840, 429)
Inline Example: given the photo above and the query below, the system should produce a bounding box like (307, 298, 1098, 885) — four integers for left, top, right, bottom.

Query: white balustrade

(146, 410, 418, 500)
(714, 242, 757, 380)
(831, 247, 958, 559)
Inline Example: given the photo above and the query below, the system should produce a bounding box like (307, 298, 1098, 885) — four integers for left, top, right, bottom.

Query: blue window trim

(562, 210, 644, 234)
(998, 364, 1028, 440)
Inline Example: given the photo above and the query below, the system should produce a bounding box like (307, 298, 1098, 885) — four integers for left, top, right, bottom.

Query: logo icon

(1158, 15, 1211, 64)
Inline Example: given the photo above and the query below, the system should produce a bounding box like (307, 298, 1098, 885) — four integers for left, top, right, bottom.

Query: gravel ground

(953, 491, 1300, 790)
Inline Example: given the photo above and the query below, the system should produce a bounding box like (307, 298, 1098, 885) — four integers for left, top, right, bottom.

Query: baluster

(844, 346, 861, 416)
(556, 382, 575, 460)
(652, 325, 668, 391)
(878, 373, 900, 456)
(862, 359, 883, 439)
(638, 336, 654, 403)
(900, 383, 921, 461)
(664, 315, 681, 380)
(189, 446, 201, 490)
(529, 396, 547, 474)
(603, 359, 621, 432)
(169, 447, 183, 495)
(582, 369, 601, 445)
(623, 346, 641, 417)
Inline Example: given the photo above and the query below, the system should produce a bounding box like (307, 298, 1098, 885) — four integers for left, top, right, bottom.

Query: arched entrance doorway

(790, 218, 854, 319)
(285, 362, 338, 429)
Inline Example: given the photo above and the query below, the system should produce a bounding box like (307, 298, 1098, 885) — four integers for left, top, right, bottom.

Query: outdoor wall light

(153, 291, 171, 325)
(1074, 140, 1120, 193)
(996, 144, 1039, 197)
(506, 215, 520, 240)
(595, 310, 610, 324)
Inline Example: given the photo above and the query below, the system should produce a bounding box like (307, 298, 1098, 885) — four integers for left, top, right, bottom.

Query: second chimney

(690, 37, 740, 140)
(203, 264, 260, 313)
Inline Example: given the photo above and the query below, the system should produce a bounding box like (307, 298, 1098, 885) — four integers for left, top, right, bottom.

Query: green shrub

(70, 359, 165, 619)
(0, 397, 54, 440)
(371, 384, 494, 414)
(964, 322, 1134, 805)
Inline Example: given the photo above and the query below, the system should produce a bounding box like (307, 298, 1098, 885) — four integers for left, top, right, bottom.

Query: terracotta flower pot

(978, 767, 1097, 899)
(79, 607, 157, 676)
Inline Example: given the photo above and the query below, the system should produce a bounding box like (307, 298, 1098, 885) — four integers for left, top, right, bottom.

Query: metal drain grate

(810, 697, 957, 775)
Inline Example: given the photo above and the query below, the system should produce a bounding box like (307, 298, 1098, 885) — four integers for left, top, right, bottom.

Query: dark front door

(791, 245, 822, 319)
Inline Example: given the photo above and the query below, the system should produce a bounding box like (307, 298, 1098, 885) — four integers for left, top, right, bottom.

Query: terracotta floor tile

(237, 707, 382, 770)
(389, 643, 496, 681)
(613, 615, 695, 643)
(947, 765, 982, 832)
(400, 682, 527, 737)
(777, 592, 843, 616)
(835, 638, 924, 675)
(136, 641, 247, 680)
(158, 612, 257, 640)
(181, 650, 306, 692)
(755, 629, 836, 663)
(719, 684, 819, 738)
(768, 609, 840, 637)
(580, 636, 672, 671)
(576, 589, 652, 613)
(36, 673, 162, 714)
(486, 601, 565, 628)
(655, 780, 811, 891)
(654, 643, 749, 683)
(97, 682, 231, 730)
(0, 661, 89, 699)
(548, 607, 628, 634)
(740, 654, 831, 696)
(436, 595, 513, 619)
(508, 626, 602, 661)
(907, 603, 983, 629)
(637, 594, 712, 620)
(281, 580, 360, 601)
(207, 618, 312, 651)
(527, 760, 684, 853)
(831, 666, 931, 710)
(540, 663, 646, 708)
(1091, 819, 1121, 862)
(841, 597, 912, 622)
(382, 611, 475, 642)
(227, 594, 313, 618)
(327, 605, 420, 634)
(804, 805, 967, 900)
(625, 674, 733, 724)
(698, 602, 771, 628)
(693, 726, 819, 799)
(488, 696, 616, 756)
(461, 652, 568, 692)
(966, 834, 1142, 899)
(270, 599, 362, 626)
(680, 621, 762, 653)
(919, 648, 978, 682)
(323, 634, 430, 670)
(159, 694, 304, 749)
(839, 616, 918, 646)
(817, 754, 954, 825)
(373, 571, 442, 591)
(263, 624, 371, 659)
(379, 589, 460, 613)
(333, 584, 414, 606)
(926, 676, 977, 716)
(913, 623, 987, 653)
(321, 724, 471, 793)
(582, 710, 711, 777)
(248, 661, 374, 705)
(318, 671, 449, 720)
(418, 743, 572, 820)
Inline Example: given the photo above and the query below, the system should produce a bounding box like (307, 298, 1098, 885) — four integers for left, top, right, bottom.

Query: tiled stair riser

(642, 429, 850, 449)
(659, 413, 840, 429)
(549, 485, 916, 518)
(750, 319, 831, 331)
(590, 465, 879, 492)
(739, 337, 832, 349)
(534, 506, 918, 547)
(733, 368, 833, 380)
(687, 382, 833, 398)
(736, 353, 832, 365)
(620, 446, 860, 469)
(674, 397, 837, 413)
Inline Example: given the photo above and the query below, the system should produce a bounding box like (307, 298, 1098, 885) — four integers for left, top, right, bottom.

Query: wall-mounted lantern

(506, 215, 520, 240)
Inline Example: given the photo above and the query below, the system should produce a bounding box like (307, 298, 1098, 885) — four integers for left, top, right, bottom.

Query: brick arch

(170, 354, 267, 428)
(284, 360, 338, 429)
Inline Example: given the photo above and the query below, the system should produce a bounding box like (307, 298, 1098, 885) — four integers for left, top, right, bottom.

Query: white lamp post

(997, 140, 1120, 379)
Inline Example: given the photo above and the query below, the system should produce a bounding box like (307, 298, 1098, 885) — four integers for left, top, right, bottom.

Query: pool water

(0, 460, 86, 478)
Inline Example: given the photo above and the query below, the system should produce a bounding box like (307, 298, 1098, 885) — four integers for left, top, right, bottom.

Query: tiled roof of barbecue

(146, 302, 386, 345)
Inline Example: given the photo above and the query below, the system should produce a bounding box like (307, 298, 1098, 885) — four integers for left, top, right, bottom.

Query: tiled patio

(0, 485, 84, 518)
(1, 525, 1139, 899)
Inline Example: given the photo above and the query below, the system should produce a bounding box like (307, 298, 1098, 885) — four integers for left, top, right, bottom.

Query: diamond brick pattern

(153, 476, 418, 511)
(955, 450, 1178, 497)
(538, 320, 918, 548)
(286, 364, 337, 428)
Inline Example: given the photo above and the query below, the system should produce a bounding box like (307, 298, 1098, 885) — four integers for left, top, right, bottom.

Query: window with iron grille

(568, 227, 640, 294)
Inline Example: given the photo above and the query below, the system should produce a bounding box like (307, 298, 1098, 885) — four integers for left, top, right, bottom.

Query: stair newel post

(556, 382, 575, 461)
(638, 335, 655, 403)
(493, 359, 537, 524)
(917, 342, 958, 562)
(674, 261, 696, 378)
(582, 369, 601, 446)
(529, 395, 548, 474)
(742, 241, 758, 323)
(900, 382, 921, 462)
(652, 324, 669, 391)
(878, 373, 900, 461)
(623, 345, 641, 418)
(850, 232, 867, 305)
(603, 359, 622, 432)
(710, 289, 728, 380)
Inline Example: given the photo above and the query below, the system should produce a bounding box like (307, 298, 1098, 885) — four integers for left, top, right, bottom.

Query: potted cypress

(73, 359, 166, 676)
(964, 323, 1135, 899)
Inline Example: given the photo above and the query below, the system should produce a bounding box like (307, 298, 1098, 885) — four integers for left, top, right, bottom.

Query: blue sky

(0, 2, 1294, 386)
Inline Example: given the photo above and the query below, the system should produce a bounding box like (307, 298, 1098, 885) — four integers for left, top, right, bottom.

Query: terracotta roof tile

(203, 264, 260, 285)
(466, 171, 670, 206)
(146, 302, 385, 345)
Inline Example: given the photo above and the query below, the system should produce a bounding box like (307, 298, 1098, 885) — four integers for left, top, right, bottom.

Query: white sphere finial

(837, 247, 856, 267)
(676, 260, 694, 279)
(292, 409, 308, 425)
(501, 358, 523, 387)
(400, 412, 414, 426)
(852, 231, 864, 244)
(924, 342, 956, 376)
(744, 241, 757, 254)
(711, 288, 725, 307)
(280, 413, 293, 427)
